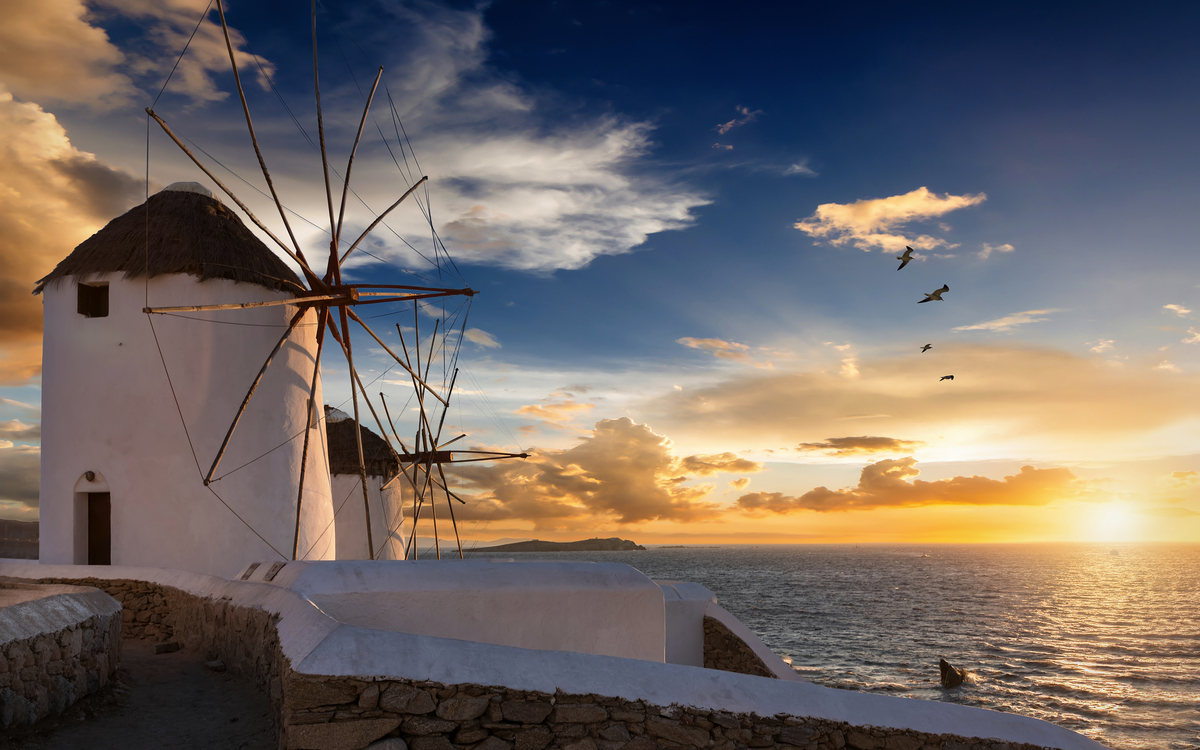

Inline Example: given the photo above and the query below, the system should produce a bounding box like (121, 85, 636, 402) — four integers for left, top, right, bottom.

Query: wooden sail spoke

(435, 462, 464, 559)
(339, 176, 428, 266)
(214, 0, 323, 292)
(144, 292, 352, 314)
(292, 306, 328, 559)
(334, 67, 384, 247)
(346, 309, 447, 405)
(206, 306, 308, 484)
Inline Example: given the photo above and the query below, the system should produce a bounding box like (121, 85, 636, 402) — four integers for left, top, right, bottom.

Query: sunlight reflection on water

(466, 543, 1200, 750)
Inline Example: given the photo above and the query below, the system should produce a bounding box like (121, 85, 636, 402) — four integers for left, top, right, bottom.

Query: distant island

(471, 537, 645, 552)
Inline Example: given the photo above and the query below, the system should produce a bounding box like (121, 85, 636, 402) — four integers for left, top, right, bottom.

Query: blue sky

(2, 0, 1199, 541)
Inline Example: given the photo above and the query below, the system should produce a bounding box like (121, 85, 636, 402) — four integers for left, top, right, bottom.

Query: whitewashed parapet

(0, 562, 1106, 750)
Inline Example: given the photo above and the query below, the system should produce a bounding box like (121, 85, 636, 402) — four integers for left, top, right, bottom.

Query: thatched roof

(34, 184, 305, 295)
(325, 406, 400, 478)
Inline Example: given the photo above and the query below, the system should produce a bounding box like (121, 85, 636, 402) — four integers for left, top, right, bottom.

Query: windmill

(139, 0, 525, 562)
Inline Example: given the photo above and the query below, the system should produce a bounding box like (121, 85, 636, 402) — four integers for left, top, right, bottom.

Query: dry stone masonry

(9, 575, 1065, 750)
(0, 582, 122, 728)
(702, 616, 775, 678)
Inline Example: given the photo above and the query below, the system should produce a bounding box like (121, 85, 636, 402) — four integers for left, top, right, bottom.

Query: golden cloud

(677, 452, 763, 476)
(447, 418, 723, 527)
(677, 337, 771, 369)
(1137, 507, 1200, 519)
(0, 88, 142, 385)
(797, 436, 924, 456)
(795, 186, 986, 253)
(736, 457, 1082, 514)
(1171, 470, 1199, 489)
(953, 309, 1063, 333)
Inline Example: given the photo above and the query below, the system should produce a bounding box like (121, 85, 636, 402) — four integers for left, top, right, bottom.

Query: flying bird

(919, 284, 949, 303)
(897, 246, 915, 270)
(921, 344, 932, 352)
(940, 375, 954, 381)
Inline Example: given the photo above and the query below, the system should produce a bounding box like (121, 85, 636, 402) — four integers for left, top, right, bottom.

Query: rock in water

(939, 658, 966, 688)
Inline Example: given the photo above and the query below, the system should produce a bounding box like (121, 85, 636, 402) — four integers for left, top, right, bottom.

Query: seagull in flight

(919, 284, 949, 303)
(940, 375, 954, 381)
(897, 246, 915, 270)
(921, 344, 932, 352)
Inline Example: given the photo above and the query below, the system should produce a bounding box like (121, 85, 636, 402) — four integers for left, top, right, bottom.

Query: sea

(463, 543, 1200, 750)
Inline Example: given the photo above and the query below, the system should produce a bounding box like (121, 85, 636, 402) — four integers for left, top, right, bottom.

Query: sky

(1, 0, 1199, 545)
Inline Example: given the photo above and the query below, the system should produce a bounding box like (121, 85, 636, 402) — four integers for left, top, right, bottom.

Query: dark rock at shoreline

(939, 658, 966, 688)
(471, 537, 645, 553)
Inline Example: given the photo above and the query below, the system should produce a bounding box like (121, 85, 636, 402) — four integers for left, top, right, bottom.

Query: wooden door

(87, 492, 110, 565)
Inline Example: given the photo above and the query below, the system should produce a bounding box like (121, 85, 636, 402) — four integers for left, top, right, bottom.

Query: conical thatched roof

(325, 406, 400, 478)
(34, 184, 305, 295)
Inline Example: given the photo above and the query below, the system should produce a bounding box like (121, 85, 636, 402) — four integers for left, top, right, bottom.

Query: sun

(1089, 503, 1141, 542)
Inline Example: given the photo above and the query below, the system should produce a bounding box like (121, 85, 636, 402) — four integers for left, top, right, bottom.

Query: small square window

(78, 283, 109, 318)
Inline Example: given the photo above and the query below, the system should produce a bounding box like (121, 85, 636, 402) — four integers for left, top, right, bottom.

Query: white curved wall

(332, 474, 406, 560)
(39, 273, 336, 578)
(246, 559, 666, 662)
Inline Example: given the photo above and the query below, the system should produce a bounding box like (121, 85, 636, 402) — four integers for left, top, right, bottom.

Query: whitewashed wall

(332, 474, 406, 560)
(39, 272, 336, 578)
(244, 559, 666, 662)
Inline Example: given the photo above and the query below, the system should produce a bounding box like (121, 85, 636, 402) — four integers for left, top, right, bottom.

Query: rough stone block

(645, 716, 710, 749)
(600, 725, 631, 742)
(455, 727, 490, 744)
(502, 701, 554, 724)
(474, 736, 515, 750)
(359, 684, 380, 710)
(289, 680, 361, 710)
(778, 726, 817, 746)
(514, 725, 553, 750)
(437, 693, 490, 721)
(562, 738, 598, 750)
(287, 716, 402, 750)
(410, 738, 456, 750)
(884, 737, 923, 750)
(621, 736, 656, 750)
(381, 683, 437, 715)
(847, 731, 882, 750)
(553, 704, 609, 724)
(402, 715, 459, 735)
(366, 739, 409, 750)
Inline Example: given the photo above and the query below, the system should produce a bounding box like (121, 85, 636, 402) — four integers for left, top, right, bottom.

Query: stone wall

(281, 676, 1060, 750)
(703, 616, 775, 679)
(0, 584, 122, 728)
(32, 576, 177, 641)
(28, 576, 286, 738)
(11, 574, 1069, 750)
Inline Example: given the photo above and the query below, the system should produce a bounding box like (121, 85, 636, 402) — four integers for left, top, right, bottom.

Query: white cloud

(712, 143, 733, 150)
(715, 105, 762, 135)
(977, 242, 1014, 260)
(677, 337, 772, 369)
(1183, 327, 1200, 344)
(1154, 361, 1181, 373)
(784, 159, 817, 177)
(953, 309, 1064, 333)
(1089, 340, 1114, 353)
(795, 187, 987, 253)
(463, 328, 500, 348)
(1164, 304, 1192, 317)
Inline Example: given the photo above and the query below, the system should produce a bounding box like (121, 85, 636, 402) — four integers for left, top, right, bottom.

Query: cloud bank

(736, 457, 1082, 513)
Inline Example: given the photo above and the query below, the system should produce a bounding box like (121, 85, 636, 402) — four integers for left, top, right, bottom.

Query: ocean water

(464, 543, 1200, 750)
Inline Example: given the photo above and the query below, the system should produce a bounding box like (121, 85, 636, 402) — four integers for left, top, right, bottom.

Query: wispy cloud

(1154, 361, 1181, 373)
(796, 436, 924, 457)
(1183, 327, 1200, 344)
(977, 242, 1014, 260)
(711, 143, 733, 151)
(715, 105, 762, 135)
(677, 337, 772, 369)
(1164, 304, 1192, 317)
(783, 159, 817, 177)
(1089, 339, 1114, 353)
(795, 187, 987, 253)
(953, 309, 1063, 332)
(463, 328, 501, 348)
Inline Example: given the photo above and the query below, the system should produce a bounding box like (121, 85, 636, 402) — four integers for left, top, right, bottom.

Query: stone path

(4, 638, 275, 749)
